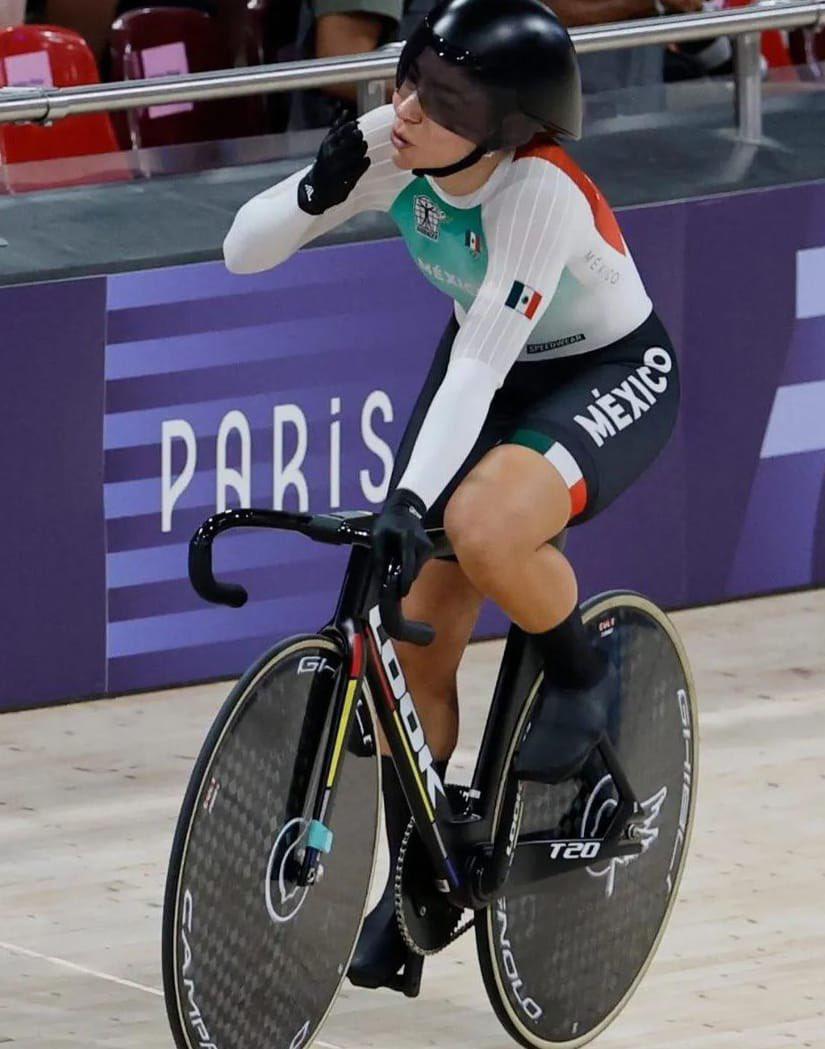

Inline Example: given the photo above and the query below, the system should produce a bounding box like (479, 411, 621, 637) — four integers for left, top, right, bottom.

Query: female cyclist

(223, 0, 680, 992)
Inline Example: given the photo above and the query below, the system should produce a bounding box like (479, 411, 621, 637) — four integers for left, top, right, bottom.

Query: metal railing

(0, 0, 821, 143)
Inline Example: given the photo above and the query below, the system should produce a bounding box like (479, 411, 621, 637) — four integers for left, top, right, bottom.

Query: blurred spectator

(664, 41, 733, 81)
(289, 0, 403, 129)
(29, 1, 400, 133)
(0, 1, 26, 25)
(404, 0, 704, 96)
(546, 0, 703, 94)
(664, 0, 733, 80)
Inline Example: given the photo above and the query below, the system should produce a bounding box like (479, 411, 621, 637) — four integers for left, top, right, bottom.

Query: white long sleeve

(223, 105, 409, 274)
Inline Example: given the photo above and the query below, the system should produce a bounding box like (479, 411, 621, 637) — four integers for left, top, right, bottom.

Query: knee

(444, 479, 514, 583)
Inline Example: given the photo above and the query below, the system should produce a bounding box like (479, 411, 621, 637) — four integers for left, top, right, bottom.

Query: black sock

(380, 756, 409, 884)
(536, 606, 606, 689)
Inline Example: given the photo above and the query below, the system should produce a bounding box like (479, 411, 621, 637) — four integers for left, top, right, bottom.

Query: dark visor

(396, 41, 505, 145)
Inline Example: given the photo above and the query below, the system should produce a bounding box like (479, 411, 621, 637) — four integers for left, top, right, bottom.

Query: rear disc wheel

(476, 592, 698, 1047)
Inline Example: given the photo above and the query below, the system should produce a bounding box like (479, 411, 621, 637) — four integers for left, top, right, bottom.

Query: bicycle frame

(189, 508, 646, 913)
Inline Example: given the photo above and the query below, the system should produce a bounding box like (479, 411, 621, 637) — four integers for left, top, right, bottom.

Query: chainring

(393, 785, 476, 956)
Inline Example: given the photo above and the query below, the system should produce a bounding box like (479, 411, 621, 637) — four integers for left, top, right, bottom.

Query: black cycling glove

(297, 115, 371, 216)
(372, 488, 434, 597)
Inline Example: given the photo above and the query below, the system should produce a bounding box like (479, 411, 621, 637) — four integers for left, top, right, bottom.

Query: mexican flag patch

(465, 230, 482, 256)
(506, 280, 543, 319)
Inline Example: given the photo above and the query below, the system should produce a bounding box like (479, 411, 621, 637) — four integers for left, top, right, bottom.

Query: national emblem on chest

(413, 194, 448, 241)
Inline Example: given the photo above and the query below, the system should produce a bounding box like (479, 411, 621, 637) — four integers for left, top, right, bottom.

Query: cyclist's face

(391, 51, 485, 171)
(391, 83, 475, 170)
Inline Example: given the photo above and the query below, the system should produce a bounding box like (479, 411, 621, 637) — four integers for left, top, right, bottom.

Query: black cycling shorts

(389, 309, 680, 530)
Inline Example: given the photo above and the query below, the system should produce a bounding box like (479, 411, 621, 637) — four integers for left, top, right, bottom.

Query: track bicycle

(163, 506, 698, 1049)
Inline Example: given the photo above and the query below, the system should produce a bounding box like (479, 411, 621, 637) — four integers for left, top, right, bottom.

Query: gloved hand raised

(372, 489, 434, 597)
(297, 115, 371, 216)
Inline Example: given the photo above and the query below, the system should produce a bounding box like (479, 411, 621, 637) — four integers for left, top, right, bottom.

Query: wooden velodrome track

(1, 589, 823, 1048)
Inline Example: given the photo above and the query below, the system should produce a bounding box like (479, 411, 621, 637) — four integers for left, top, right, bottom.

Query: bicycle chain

(393, 818, 475, 956)
(393, 786, 478, 957)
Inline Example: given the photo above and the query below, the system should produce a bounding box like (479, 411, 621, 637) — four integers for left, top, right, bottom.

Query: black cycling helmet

(396, 0, 582, 176)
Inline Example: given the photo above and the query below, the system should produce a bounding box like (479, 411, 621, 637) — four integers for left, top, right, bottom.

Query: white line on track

(0, 938, 164, 996)
(0, 939, 345, 1049)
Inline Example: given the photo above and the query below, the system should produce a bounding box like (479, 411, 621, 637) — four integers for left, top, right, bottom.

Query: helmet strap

(412, 142, 488, 178)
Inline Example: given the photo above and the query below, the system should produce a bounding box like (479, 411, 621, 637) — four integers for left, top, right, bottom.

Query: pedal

(348, 951, 423, 997)
(357, 952, 423, 998)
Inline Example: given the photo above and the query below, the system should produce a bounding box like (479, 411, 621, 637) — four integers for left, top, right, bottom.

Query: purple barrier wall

(683, 188, 825, 602)
(1, 279, 108, 710)
(2, 180, 824, 708)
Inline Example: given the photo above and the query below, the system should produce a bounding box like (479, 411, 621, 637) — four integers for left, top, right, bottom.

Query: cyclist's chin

(392, 145, 463, 171)
(391, 145, 423, 170)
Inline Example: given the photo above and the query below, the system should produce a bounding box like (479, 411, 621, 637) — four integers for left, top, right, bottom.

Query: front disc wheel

(162, 635, 380, 1049)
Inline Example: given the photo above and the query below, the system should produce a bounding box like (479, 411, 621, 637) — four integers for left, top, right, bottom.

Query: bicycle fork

(294, 620, 366, 888)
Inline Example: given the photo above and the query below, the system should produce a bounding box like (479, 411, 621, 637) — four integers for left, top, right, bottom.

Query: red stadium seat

(0, 25, 121, 167)
(109, 6, 266, 149)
